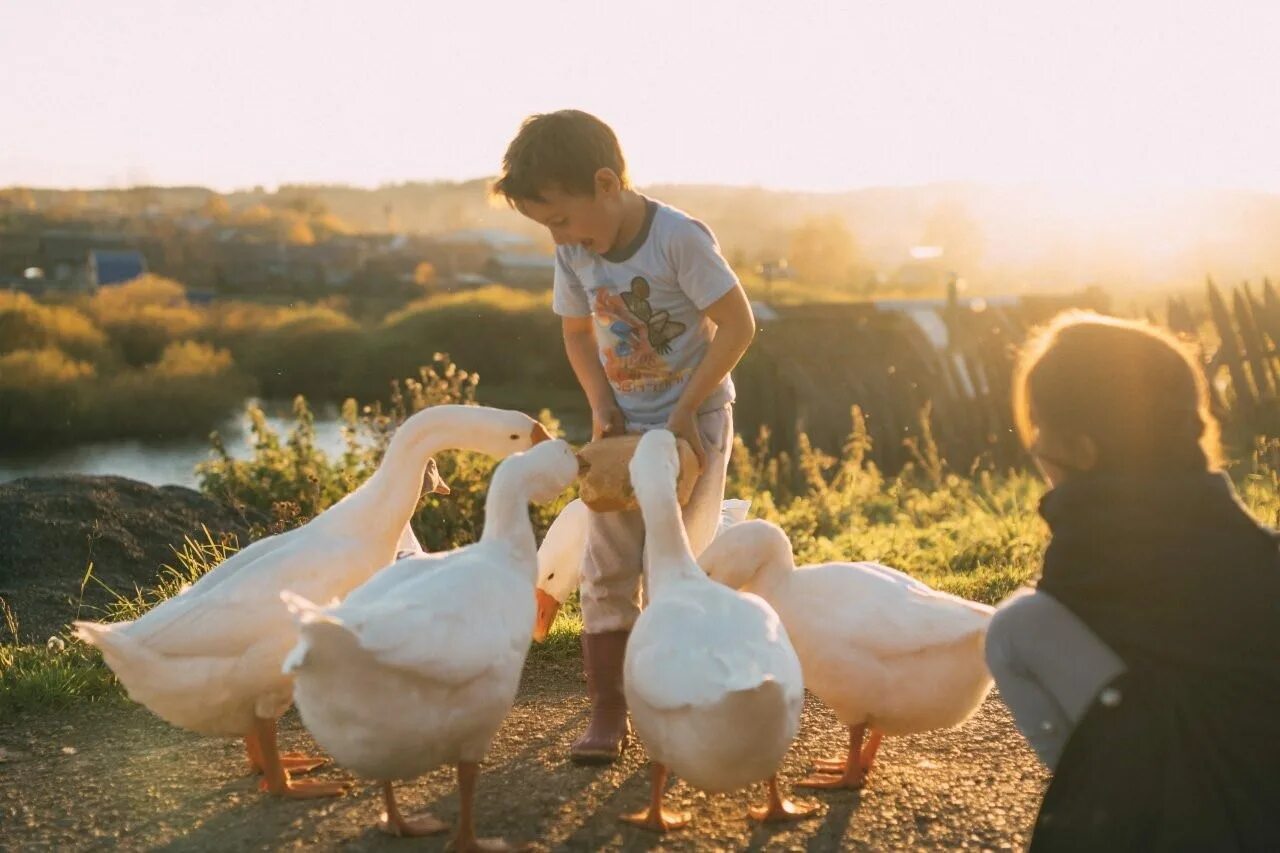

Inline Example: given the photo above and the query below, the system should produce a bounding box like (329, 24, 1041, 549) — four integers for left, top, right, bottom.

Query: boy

(494, 110, 756, 763)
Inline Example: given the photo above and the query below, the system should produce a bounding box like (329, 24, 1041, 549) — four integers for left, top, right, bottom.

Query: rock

(0, 475, 263, 643)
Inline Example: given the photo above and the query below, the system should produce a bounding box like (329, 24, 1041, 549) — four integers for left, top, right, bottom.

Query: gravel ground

(0, 660, 1047, 851)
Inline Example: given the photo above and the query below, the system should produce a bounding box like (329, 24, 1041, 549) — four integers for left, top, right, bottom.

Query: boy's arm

(562, 316, 625, 440)
(666, 284, 756, 468)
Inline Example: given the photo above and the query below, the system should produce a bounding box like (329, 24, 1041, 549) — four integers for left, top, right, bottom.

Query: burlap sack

(577, 434, 700, 512)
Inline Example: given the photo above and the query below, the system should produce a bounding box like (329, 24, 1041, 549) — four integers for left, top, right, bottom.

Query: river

(0, 402, 351, 490)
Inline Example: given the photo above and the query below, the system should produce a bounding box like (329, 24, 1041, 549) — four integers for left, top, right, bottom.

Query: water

(0, 402, 350, 490)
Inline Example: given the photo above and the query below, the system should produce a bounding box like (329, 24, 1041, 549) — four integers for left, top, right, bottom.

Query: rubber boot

(570, 630, 630, 764)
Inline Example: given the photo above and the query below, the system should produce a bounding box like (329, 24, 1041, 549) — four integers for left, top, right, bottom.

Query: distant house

(88, 249, 147, 288)
(484, 252, 555, 289)
(37, 231, 130, 289)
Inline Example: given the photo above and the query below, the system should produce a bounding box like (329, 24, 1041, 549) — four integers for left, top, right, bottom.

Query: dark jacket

(1030, 471, 1280, 852)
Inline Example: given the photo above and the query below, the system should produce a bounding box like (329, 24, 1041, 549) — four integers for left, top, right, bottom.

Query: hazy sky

(3, 0, 1278, 193)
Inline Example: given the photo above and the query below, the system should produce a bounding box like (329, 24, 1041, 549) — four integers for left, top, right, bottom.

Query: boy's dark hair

(1013, 310, 1222, 474)
(493, 110, 629, 204)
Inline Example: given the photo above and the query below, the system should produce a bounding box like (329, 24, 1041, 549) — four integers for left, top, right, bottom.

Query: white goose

(74, 404, 551, 798)
(697, 519, 994, 789)
(622, 431, 813, 831)
(532, 497, 751, 641)
(281, 439, 582, 849)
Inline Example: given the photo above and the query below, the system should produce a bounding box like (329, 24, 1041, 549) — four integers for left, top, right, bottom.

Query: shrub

(83, 275, 205, 366)
(198, 354, 571, 552)
(229, 305, 363, 399)
(0, 292, 109, 362)
(0, 342, 253, 448)
(353, 286, 570, 397)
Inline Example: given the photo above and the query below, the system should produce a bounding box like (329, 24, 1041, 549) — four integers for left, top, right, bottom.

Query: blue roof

(90, 249, 146, 286)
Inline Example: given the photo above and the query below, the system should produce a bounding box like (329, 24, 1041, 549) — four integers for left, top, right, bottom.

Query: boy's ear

(593, 167, 621, 197)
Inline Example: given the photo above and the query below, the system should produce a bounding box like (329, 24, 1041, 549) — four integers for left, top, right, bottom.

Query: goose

(281, 439, 582, 848)
(74, 405, 551, 798)
(533, 498, 751, 641)
(697, 519, 994, 789)
(621, 430, 813, 831)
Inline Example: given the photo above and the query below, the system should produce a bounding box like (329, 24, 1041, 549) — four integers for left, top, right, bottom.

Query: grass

(0, 533, 237, 718)
(0, 598, 117, 716)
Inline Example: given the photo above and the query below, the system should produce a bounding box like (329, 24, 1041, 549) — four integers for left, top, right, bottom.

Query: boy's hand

(592, 403, 626, 441)
(666, 408, 706, 473)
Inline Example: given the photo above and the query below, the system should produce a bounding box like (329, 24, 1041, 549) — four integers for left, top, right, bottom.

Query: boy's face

(515, 169, 626, 255)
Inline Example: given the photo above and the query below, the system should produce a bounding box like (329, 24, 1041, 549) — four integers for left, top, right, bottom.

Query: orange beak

(531, 422, 553, 445)
(532, 587, 562, 643)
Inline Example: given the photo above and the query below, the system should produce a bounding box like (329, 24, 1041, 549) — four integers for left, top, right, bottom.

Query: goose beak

(424, 458, 451, 495)
(576, 454, 592, 476)
(531, 422, 553, 445)
(533, 588, 562, 642)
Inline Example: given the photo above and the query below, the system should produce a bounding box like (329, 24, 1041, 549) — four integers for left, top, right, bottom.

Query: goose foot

(269, 753, 328, 775)
(795, 768, 866, 790)
(800, 724, 880, 789)
(251, 716, 349, 798)
(621, 806, 692, 833)
(258, 777, 351, 798)
(748, 775, 821, 822)
(378, 781, 449, 837)
(245, 733, 328, 776)
(621, 763, 690, 832)
(449, 762, 534, 851)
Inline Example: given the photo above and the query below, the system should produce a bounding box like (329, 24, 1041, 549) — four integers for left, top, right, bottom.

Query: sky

(3, 0, 1279, 194)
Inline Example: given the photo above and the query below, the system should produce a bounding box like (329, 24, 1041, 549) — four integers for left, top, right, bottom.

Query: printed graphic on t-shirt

(594, 276, 691, 394)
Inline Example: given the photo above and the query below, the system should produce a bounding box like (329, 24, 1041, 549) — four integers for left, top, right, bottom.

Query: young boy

(494, 110, 756, 763)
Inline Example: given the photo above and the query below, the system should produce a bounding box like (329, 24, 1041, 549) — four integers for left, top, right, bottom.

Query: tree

(787, 215, 860, 286)
(285, 219, 316, 246)
(200, 194, 230, 221)
(0, 187, 36, 213)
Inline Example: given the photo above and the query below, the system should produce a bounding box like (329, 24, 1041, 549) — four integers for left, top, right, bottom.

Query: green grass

(0, 533, 237, 717)
(0, 598, 117, 716)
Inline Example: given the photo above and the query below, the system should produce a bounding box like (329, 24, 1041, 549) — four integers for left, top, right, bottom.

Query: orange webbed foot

(621, 806, 692, 833)
(258, 776, 351, 798)
(795, 769, 867, 790)
(277, 752, 329, 774)
(749, 796, 821, 822)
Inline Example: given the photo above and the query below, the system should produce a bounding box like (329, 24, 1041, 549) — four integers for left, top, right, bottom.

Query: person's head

(1013, 310, 1222, 486)
(493, 110, 633, 254)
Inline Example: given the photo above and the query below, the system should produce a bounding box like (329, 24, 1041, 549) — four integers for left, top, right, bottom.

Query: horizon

(4, 1, 1280, 196)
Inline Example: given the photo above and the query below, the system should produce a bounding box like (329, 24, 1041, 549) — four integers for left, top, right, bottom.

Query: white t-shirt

(553, 197, 738, 425)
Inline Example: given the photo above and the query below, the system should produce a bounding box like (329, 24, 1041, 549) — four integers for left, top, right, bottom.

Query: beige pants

(579, 405, 733, 633)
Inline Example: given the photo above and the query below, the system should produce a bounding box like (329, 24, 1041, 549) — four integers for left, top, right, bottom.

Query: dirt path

(0, 660, 1046, 851)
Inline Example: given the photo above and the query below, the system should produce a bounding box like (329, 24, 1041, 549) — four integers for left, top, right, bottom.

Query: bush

(725, 408, 1047, 603)
(353, 287, 570, 397)
(0, 292, 109, 362)
(0, 341, 254, 448)
(229, 305, 363, 399)
(198, 354, 571, 552)
(83, 275, 204, 366)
